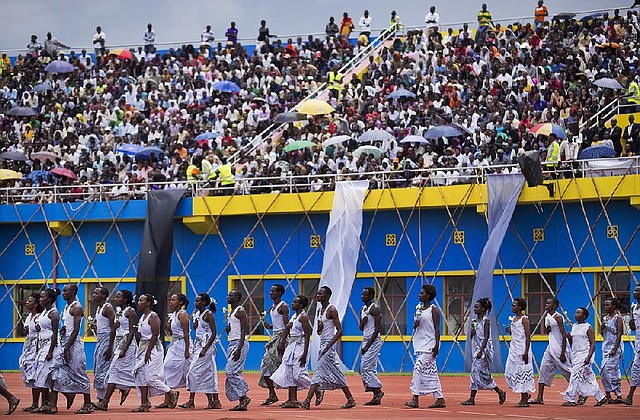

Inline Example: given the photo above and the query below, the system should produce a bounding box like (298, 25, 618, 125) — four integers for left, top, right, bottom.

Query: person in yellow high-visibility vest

(327, 64, 343, 100)
(201, 156, 217, 187)
(546, 133, 560, 177)
(215, 157, 235, 195)
(627, 76, 640, 111)
(389, 10, 403, 37)
(186, 157, 201, 184)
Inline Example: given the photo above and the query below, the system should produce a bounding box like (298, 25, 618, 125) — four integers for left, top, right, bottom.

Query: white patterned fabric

(410, 352, 443, 397)
(538, 311, 572, 386)
(561, 322, 605, 403)
(271, 312, 311, 390)
(504, 316, 535, 394)
(600, 314, 623, 396)
(469, 315, 497, 390)
(225, 340, 249, 401)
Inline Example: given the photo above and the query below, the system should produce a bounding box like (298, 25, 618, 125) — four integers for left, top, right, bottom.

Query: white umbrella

(357, 129, 395, 143)
(322, 135, 352, 148)
(400, 135, 430, 144)
(353, 145, 383, 159)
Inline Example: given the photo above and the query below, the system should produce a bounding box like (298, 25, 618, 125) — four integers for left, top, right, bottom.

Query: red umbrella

(51, 167, 77, 180)
(109, 48, 133, 60)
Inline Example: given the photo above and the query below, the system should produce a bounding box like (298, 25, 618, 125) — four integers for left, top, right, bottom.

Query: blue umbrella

(25, 170, 51, 183)
(44, 60, 75, 74)
(423, 125, 463, 139)
(0, 151, 28, 161)
(134, 146, 165, 161)
(592, 78, 624, 90)
(387, 88, 416, 100)
(195, 132, 220, 141)
(212, 80, 241, 93)
(115, 143, 143, 156)
(578, 145, 617, 160)
(31, 80, 53, 93)
(7, 107, 38, 117)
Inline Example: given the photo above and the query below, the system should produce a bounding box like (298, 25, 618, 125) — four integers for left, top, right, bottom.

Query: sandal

(131, 405, 150, 413)
(155, 401, 172, 409)
(6, 398, 19, 415)
(205, 400, 222, 409)
(340, 398, 356, 409)
(261, 395, 279, 406)
(562, 401, 576, 406)
(622, 397, 633, 406)
(93, 401, 108, 411)
(515, 402, 530, 408)
(404, 400, 419, 408)
(119, 389, 131, 405)
(498, 389, 507, 405)
(281, 400, 300, 408)
(594, 398, 607, 407)
(168, 391, 180, 409)
(364, 391, 384, 406)
(74, 404, 94, 414)
(22, 403, 38, 413)
(460, 399, 475, 406)
(428, 399, 446, 408)
(610, 398, 624, 404)
(299, 400, 310, 410)
(178, 401, 195, 409)
(577, 396, 588, 405)
(528, 398, 544, 405)
(41, 405, 58, 415)
(314, 390, 324, 406)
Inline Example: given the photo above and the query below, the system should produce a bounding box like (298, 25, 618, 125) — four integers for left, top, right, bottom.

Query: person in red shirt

(340, 12, 355, 38)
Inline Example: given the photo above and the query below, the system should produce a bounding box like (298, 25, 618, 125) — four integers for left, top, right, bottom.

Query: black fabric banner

(135, 189, 185, 339)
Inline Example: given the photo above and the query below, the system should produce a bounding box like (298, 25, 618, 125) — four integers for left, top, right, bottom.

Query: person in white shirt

(143, 23, 155, 55)
(93, 26, 106, 58)
(359, 10, 372, 38)
(200, 25, 214, 57)
(424, 6, 440, 37)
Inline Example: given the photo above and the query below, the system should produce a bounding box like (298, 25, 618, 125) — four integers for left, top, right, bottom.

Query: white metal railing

(2, 157, 638, 205)
(228, 26, 396, 165)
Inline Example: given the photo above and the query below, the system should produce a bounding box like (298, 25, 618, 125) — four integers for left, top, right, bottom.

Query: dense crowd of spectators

(1, 3, 639, 203)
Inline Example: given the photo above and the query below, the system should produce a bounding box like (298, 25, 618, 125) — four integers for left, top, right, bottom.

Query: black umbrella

(274, 112, 307, 124)
(0, 151, 28, 161)
(7, 107, 38, 117)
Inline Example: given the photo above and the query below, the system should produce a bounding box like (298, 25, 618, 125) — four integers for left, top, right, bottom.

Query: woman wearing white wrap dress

(405, 284, 445, 409)
(225, 289, 251, 411)
(180, 292, 221, 409)
(33, 288, 60, 413)
(94, 290, 138, 411)
(529, 297, 571, 405)
(600, 297, 624, 404)
(359, 287, 384, 406)
(504, 298, 535, 407)
(132, 293, 178, 412)
(157, 293, 190, 408)
(271, 295, 312, 408)
(91, 287, 116, 402)
(561, 307, 606, 407)
(19, 293, 43, 412)
(624, 284, 640, 405)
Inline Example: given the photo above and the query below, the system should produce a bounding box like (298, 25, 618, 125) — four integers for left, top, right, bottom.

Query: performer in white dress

(300, 286, 356, 410)
(94, 290, 138, 411)
(259, 284, 289, 406)
(180, 292, 221, 409)
(225, 289, 251, 411)
(405, 284, 446, 409)
(529, 297, 571, 405)
(561, 307, 606, 406)
(359, 286, 384, 405)
(271, 295, 312, 407)
(19, 293, 43, 412)
(600, 297, 624, 404)
(33, 288, 60, 413)
(624, 284, 640, 405)
(157, 293, 190, 408)
(91, 287, 116, 402)
(50, 284, 94, 414)
(132, 293, 178, 412)
(462, 297, 506, 406)
(504, 298, 535, 407)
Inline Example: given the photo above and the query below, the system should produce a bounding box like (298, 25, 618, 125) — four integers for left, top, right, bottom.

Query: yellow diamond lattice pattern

(533, 228, 545, 242)
(243, 237, 255, 249)
(25, 243, 35, 256)
(385, 234, 396, 247)
(310, 235, 321, 248)
(607, 225, 618, 239)
(95, 242, 106, 254)
(454, 230, 465, 245)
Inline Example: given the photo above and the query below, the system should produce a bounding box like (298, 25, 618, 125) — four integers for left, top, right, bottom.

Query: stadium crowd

(1, 2, 640, 202)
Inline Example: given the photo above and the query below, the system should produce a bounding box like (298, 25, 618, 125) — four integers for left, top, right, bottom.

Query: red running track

(1, 372, 637, 419)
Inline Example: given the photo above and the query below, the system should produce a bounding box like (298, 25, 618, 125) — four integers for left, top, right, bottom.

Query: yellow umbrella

(295, 99, 335, 116)
(0, 169, 23, 180)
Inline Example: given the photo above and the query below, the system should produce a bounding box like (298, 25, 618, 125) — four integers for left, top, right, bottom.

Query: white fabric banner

(310, 180, 369, 370)
(585, 158, 636, 177)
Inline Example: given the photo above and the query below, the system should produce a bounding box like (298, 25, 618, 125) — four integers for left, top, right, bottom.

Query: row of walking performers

(5, 283, 640, 414)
